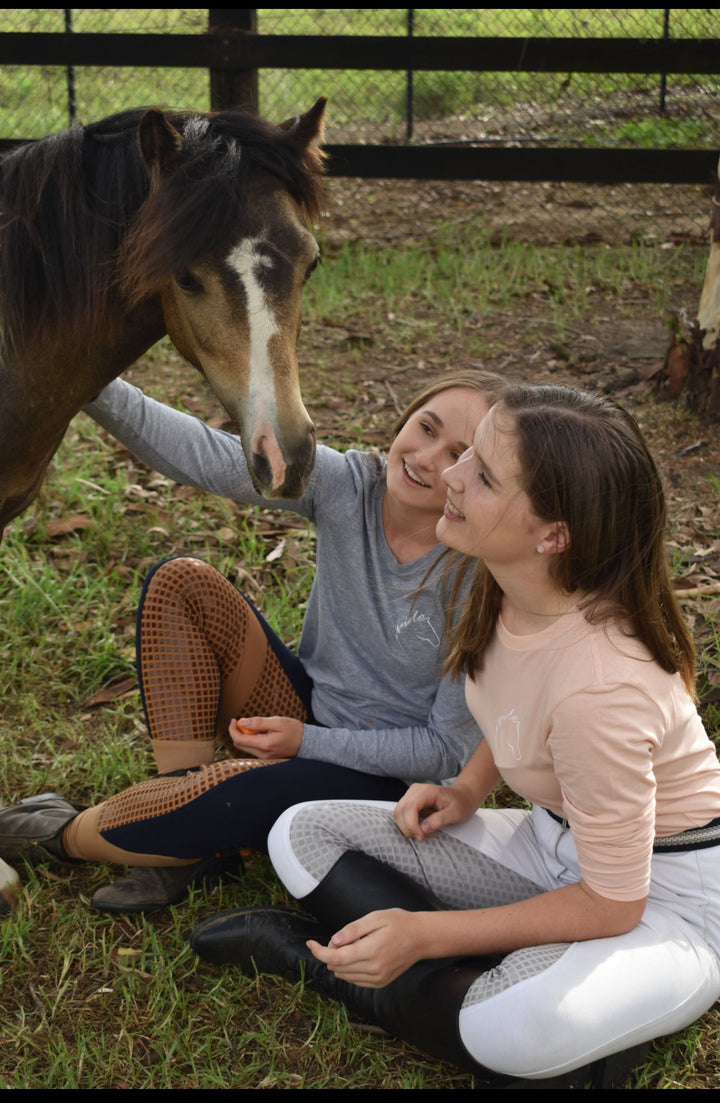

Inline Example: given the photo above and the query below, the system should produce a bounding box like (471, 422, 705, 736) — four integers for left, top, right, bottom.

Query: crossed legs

(265, 799, 720, 1080)
(135, 556, 313, 773)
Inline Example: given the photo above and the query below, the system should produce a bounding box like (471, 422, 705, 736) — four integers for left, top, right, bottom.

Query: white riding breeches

(268, 798, 720, 1080)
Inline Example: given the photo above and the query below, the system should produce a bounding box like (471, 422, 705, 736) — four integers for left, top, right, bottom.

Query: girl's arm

(84, 377, 320, 512)
(298, 671, 484, 784)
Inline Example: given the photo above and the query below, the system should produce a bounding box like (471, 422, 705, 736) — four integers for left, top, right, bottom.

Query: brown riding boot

(90, 854, 244, 914)
(0, 793, 83, 865)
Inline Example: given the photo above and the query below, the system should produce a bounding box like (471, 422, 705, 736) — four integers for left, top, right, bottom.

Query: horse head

(122, 99, 327, 499)
(0, 99, 328, 538)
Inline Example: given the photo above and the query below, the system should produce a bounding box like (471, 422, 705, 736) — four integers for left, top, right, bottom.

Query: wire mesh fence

(0, 9, 718, 245)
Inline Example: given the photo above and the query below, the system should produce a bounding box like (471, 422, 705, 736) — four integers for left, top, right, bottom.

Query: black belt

(543, 808, 720, 853)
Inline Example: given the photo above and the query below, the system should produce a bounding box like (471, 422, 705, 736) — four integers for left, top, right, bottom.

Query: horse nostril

(250, 450, 273, 493)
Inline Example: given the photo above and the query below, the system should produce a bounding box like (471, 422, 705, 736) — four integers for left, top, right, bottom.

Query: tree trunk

(662, 156, 720, 418)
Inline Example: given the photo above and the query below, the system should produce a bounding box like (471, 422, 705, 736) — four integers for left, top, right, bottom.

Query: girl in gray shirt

(0, 368, 502, 913)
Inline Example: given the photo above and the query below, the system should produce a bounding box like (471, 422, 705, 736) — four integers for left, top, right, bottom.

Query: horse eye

(304, 255, 321, 282)
(175, 272, 203, 293)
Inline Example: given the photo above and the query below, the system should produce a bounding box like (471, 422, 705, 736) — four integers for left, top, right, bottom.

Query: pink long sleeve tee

(465, 609, 720, 900)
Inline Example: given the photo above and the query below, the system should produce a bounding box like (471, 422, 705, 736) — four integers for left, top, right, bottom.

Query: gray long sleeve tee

(84, 379, 482, 783)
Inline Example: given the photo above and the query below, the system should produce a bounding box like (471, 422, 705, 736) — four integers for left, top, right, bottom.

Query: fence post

(659, 8, 670, 113)
(406, 9, 414, 140)
(208, 8, 258, 112)
(64, 8, 76, 124)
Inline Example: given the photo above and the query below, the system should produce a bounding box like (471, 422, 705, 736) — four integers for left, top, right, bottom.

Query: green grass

(309, 228, 707, 342)
(0, 207, 719, 1087)
(586, 116, 710, 149)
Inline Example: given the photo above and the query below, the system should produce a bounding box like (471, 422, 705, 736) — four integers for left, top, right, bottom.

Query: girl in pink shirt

(189, 383, 720, 1088)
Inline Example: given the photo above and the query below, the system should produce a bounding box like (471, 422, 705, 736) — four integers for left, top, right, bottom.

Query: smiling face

(385, 387, 493, 521)
(436, 404, 547, 566)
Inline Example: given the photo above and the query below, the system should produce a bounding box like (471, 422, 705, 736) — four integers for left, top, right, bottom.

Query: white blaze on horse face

(227, 235, 287, 486)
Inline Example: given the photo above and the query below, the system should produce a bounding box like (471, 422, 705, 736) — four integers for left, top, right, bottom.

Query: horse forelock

(119, 108, 326, 307)
(178, 108, 325, 222)
(180, 114, 212, 143)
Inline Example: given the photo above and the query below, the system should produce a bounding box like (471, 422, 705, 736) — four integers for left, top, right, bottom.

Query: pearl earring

(536, 544, 545, 554)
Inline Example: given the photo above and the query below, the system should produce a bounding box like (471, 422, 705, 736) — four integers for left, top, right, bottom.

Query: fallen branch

(675, 582, 720, 598)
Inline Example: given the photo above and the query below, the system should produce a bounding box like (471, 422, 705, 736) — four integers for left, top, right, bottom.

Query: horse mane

(0, 106, 326, 357)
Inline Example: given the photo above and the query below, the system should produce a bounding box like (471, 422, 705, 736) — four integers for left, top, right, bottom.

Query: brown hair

(443, 384, 697, 695)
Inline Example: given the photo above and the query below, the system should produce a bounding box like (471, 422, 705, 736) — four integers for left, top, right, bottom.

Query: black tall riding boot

(190, 850, 651, 1088)
(300, 851, 653, 1088)
(191, 850, 504, 1080)
(290, 850, 506, 1078)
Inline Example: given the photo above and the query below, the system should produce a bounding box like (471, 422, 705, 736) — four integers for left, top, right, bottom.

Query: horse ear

(279, 97, 327, 150)
(137, 109, 184, 179)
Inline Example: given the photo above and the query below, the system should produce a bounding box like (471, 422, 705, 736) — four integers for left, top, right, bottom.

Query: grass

(1, 214, 719, 1087)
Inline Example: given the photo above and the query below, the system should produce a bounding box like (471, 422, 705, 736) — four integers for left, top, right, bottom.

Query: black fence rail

(0, 13, 718, 186)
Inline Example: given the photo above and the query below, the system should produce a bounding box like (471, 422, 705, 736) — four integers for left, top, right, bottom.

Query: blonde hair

(401, 365, 507, 646)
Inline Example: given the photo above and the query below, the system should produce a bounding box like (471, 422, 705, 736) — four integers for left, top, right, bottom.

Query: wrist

(449, 779, 480, 816)
(410, 910, 451, 960)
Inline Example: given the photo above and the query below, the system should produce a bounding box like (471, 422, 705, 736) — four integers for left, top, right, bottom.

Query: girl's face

(386, 387, 492, 517)
(436, 405, 545, 564)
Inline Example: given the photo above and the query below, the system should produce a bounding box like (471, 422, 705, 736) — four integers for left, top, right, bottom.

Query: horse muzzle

(247, 422, 316, 500)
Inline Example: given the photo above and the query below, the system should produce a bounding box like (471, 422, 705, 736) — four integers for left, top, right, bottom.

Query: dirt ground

(322, 174, 715, 248)
(316, 176, 720, 514)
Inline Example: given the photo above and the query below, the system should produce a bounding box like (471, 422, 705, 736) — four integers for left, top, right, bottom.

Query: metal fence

(1, 9, 718, 245)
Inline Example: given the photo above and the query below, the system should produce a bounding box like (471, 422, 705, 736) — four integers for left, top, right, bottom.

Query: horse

(0, 97, 327, 539)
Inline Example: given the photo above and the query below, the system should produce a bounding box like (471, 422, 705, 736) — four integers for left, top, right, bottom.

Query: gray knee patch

(287, 802, 545, 910)
(288, 802, 401, 885)
(462, 943, 571, 1008)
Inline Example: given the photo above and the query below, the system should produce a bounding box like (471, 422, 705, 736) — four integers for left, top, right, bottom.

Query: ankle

(57, 811, 85, 860)
(44, 830, 71, 861)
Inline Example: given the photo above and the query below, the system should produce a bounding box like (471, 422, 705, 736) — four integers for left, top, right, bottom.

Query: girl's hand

(307, 908, 427, 988)
(228, 716, 304, 759)
(393, 780, 477, 840)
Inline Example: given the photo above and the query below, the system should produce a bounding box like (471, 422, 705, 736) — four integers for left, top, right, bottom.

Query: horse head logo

(496, 708, 522, 761)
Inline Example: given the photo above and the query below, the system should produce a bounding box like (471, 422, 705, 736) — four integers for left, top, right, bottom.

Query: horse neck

(5, 298, 166, 434)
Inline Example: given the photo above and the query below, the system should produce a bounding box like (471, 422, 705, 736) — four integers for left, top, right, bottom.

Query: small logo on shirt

(395, 610, 441, 651)
(497, 708, 522, 760)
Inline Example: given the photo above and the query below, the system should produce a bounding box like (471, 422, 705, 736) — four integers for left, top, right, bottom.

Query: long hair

(444, 384, 697, 695)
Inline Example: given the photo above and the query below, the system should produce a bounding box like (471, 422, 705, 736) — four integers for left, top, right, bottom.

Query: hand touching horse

(0, 98, 327, 538)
